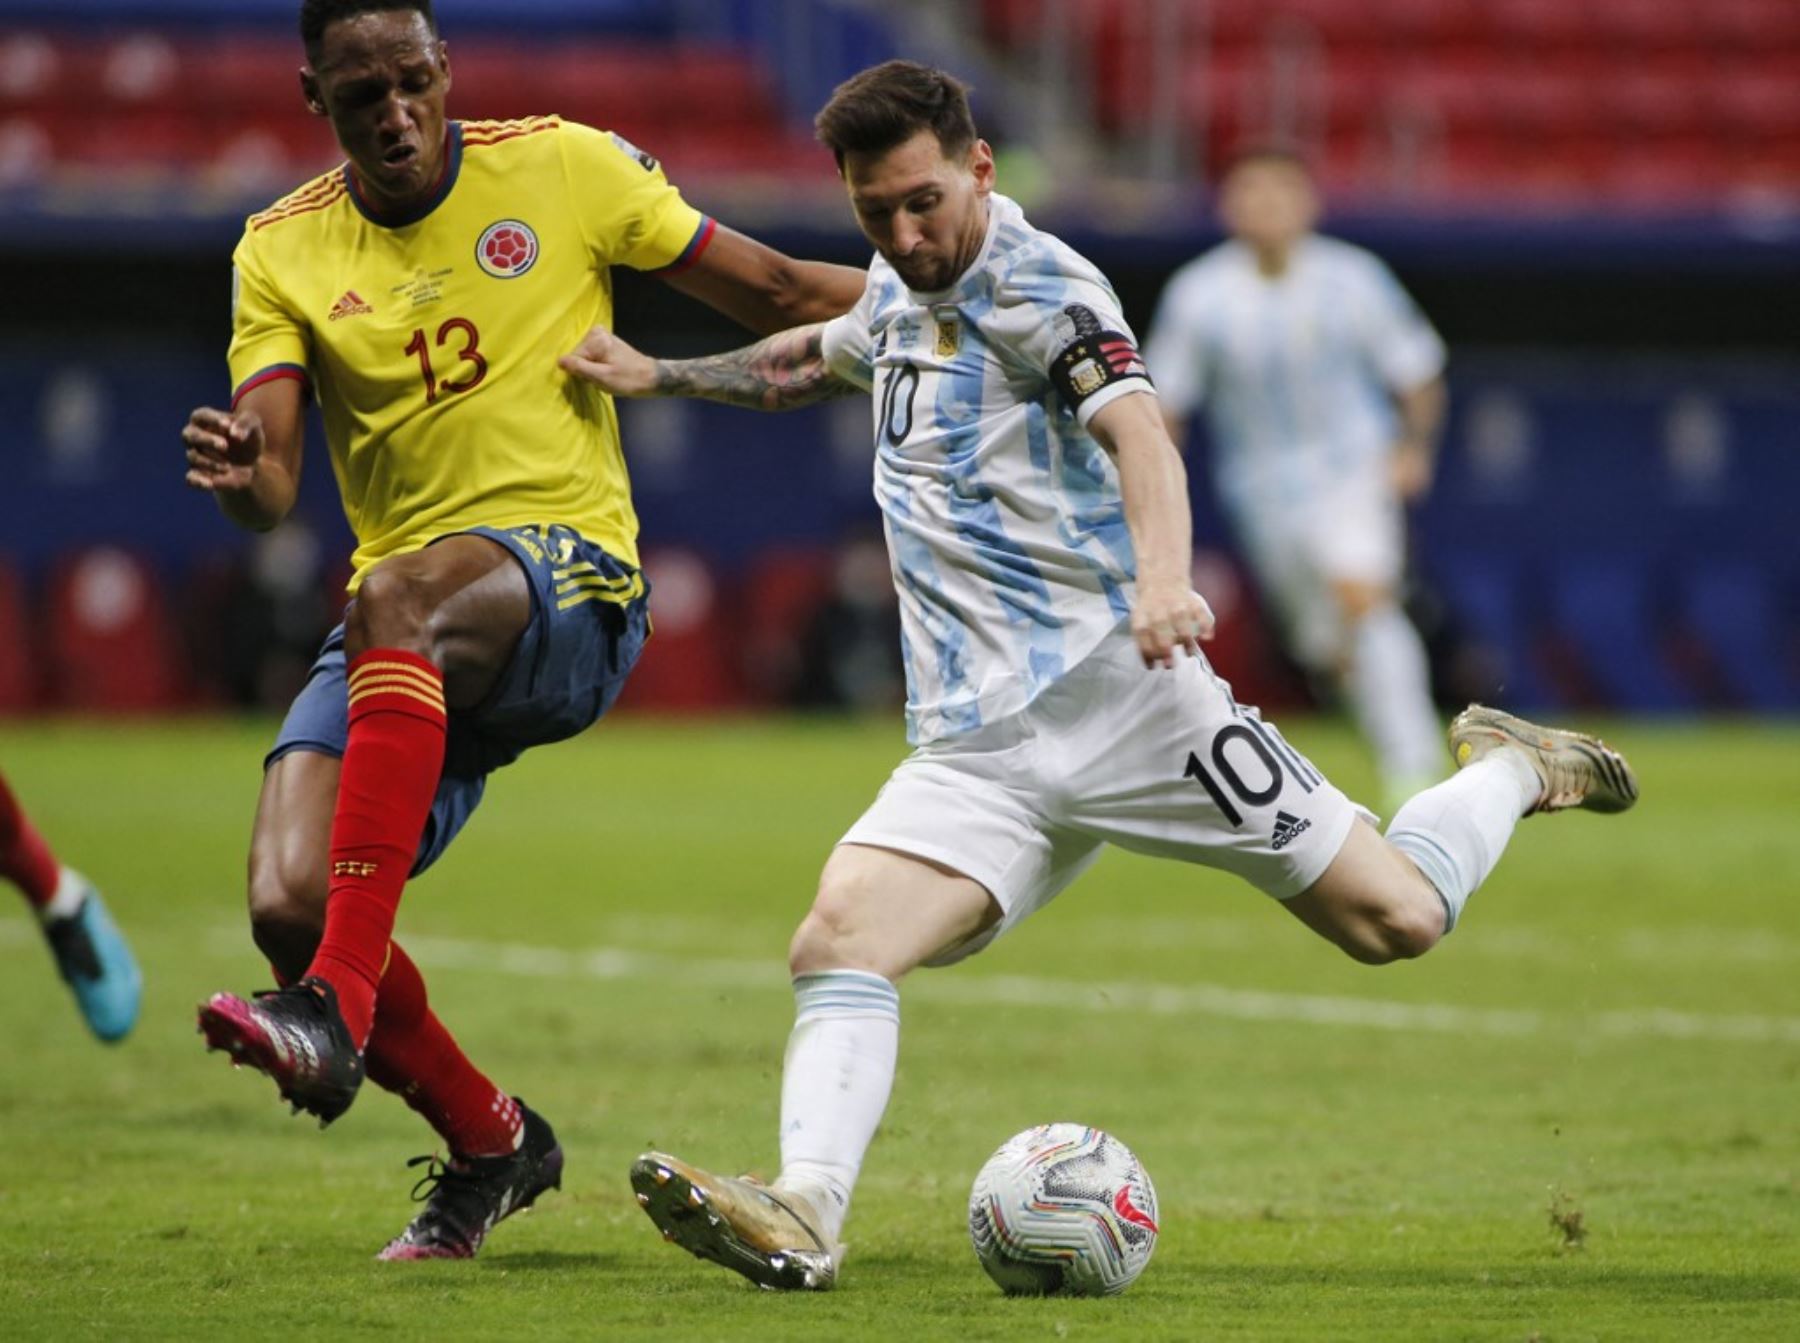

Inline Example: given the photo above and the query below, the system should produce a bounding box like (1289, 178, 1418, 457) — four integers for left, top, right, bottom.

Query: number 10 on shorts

(1182, 719, 1322, 828)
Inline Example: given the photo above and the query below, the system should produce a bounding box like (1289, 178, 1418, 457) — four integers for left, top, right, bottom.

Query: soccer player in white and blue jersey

(1145, 148, 1449, 809)
(562, 61, 1637, 1293)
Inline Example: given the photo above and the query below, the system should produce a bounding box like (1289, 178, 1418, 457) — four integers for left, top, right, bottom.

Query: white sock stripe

(795, 991, 900, 1012)
(1388, 828, 1464, 909)
(793, 970, 899, 1022)
(794, 969, 894, 991)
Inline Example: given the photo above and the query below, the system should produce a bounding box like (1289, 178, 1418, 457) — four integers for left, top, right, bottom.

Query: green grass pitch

(1, 715, 1796, 1340)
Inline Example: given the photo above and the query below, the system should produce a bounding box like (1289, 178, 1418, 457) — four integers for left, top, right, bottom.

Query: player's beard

(892, 254, 952, 291)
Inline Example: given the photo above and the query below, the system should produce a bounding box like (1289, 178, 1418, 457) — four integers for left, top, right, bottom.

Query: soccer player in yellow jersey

(178, 0, 864, 1260)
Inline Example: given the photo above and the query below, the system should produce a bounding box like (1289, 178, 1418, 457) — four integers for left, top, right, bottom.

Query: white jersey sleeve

(820, 274, 881, 392)
(1141, 262, 1212, 421)
(1351, 252, 1446, 392)
(990, 259, 1154, 429)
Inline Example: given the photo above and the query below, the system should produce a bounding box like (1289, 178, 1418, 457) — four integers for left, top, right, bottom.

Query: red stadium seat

(96, 32, 183, 108)
(1603, 135, 1726, 206)
(22, 32, 96, 111)
(204, 118, 343, 195)
(1317, 48, 1385, 123)
(1486, 0, 1591, 50)
(1376, 0, 1485, 48)
(30, 107, 203, 175)
(1185, 550, 1309, 713)
(1697, 0, 1800, 52)
(615, 548, 743, 712)
(1483, 56, 1593, 137)
(1710, 63, 1800, 140)
(44, 548, 188, 713)
(1595, 63, 1707, 139)
(1728, 140, 1800, 196)
(197, 35, 312, 117)
(1381, 52, 1495, 135)
(0, 29, 61, 112)
(735, 547, 834, 706)
(1591, 0, 1699, 52)
(438, 42, 535, 122)
(539, 47, 673, 127)
(1208, 0, 1375, 48)
(0, 560, 37, 713)
(0, 113, 52, 187)
(1517, 132, 1616, 203)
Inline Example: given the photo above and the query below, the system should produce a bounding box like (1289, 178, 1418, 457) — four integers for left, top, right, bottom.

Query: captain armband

(1047, 303, 1152, 414)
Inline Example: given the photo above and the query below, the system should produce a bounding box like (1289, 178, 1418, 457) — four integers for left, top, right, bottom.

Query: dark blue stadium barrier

(2, 347, 1795, 712)
(1679, 564, 1794, 712)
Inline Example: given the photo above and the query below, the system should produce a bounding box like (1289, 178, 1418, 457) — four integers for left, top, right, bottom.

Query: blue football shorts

(267, 523, 649, 875)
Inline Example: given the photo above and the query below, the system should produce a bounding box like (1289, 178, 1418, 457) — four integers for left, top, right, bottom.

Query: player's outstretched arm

(1390, 374, 1447, 502)
(1087, 390, 1216, 669)
(180, 377, 305, 532)
(663, 224, 867, 335)
(560, 323, 861, 413)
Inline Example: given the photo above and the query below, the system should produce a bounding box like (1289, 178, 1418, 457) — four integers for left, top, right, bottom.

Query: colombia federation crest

(476, 219, 539, 278)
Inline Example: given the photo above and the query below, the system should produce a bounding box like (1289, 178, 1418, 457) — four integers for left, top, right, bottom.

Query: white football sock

(1385, 751, 1540, 932)
(1345, 604, 1445, 799)
(774, 969, 900, 1246)
(40, 867, 86, 923)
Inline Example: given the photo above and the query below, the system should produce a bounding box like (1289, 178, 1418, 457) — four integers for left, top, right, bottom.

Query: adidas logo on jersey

(1270, 810, 1311, 851)
(328, 290, 373, 321)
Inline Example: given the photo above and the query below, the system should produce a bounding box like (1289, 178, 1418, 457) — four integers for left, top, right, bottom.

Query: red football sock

(363, 942, 523, 1158)
(0, 772, 60, 909)
(306, 649, 447, 1046)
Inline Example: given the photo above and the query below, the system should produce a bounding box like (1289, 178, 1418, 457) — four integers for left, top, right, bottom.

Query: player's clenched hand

(1132, 580, 1215, 670)
(183, 406, 264, 494)
(559, 325, 661, 397)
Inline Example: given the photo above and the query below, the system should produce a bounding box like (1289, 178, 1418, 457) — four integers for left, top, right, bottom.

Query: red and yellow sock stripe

(346, 650, 447, 725)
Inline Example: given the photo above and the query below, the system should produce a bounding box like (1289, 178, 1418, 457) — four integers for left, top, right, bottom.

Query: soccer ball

(967, 1123, 1159, 1296)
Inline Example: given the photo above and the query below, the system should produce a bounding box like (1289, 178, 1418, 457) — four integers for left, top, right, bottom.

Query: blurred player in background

(563, 61, 1637, 1292)
(0, 770, 140, 1042)
(1145, 148, 1449, 811)
(179, 0, 862, 1261)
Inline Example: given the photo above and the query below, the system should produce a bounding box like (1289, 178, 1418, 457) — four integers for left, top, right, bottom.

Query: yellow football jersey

(227, 117, 713, 588)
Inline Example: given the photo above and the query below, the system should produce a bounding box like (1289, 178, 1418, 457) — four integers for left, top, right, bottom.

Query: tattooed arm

(559, 322, 860, 412)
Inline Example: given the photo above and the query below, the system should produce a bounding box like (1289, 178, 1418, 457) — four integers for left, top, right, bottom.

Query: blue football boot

(43, 871, 142, 1043)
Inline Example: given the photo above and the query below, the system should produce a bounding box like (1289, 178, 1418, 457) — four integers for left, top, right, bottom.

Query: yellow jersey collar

(344, 123, 465, 229)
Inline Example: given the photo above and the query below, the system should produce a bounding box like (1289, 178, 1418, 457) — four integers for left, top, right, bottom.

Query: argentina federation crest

(933, 306, 961, 357)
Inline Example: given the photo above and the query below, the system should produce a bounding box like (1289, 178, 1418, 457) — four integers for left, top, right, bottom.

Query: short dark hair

(1220, 142, 1313, 180)
(814, 60, 977, 169)
(300, 0, 436, 65)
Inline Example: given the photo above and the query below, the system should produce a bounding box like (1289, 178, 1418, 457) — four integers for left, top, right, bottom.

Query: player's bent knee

(788, 889, 869, 978)
(1360, 899, 1442, 964)
(1295, 819, 1446, 964)
(345, 559, 440, 655)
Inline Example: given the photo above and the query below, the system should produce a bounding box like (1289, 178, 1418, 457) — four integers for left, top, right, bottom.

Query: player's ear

(436, 40, 452, 94)
(968, 139, 996, 194)
(299, 68, 327, 118)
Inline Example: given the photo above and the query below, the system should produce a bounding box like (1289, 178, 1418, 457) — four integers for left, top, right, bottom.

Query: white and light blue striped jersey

(1143, 235, 1445, 512)
(821, 193, 1155, 745)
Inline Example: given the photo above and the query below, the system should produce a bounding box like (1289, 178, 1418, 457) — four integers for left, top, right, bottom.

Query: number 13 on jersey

(405, 317, 488, 404)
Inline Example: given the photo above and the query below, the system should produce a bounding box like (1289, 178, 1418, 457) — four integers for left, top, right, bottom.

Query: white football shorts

(1231, 472, 1404, 669)
(839, 622, 1374, 964)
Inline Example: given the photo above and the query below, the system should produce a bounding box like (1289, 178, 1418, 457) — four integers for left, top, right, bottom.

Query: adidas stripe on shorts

(839, 620, 1375, 966)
